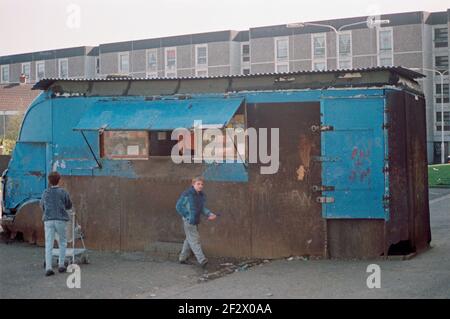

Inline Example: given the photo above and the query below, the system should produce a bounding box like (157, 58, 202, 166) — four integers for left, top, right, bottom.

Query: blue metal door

(4, 142, 47, 210)
(321, 96, 387, 219)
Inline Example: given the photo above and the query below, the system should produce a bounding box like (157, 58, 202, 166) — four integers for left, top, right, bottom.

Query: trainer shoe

(200, 259, 209, 269)
(58, 266, 67, 273)
(45, 270, 55, 277)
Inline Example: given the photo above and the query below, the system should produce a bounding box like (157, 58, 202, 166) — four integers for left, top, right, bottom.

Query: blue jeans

(44, 220, 67, 270)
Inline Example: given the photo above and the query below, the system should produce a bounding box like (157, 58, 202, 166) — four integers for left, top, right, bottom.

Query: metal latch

(382, 195, 391, 209)
(312, 156, 340, 162)
(312, 185, 335, 192)
(316, 196, 335, 204)
(311, 125, 334, 132)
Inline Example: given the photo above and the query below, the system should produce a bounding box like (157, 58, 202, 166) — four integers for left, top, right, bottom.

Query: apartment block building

(0, 10, 449, 162)
(0, 46, 98, 84)
(97, 30, 248, 78)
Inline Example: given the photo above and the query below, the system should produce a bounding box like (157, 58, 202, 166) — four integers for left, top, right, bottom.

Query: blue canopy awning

(74, 97, 244, 131)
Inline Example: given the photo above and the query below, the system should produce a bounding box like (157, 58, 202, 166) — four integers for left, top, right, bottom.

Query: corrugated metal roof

(32, 66, 424, 91)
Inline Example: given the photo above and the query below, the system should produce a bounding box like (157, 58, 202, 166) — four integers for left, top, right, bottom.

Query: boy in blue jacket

(176, 176, 216, 268)
(40, 171, 72, 276)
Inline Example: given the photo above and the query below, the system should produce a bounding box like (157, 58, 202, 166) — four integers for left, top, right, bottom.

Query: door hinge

(316, 196, 335, 204)
(312, 185, 335, 192)
(311, 125, 334, 133)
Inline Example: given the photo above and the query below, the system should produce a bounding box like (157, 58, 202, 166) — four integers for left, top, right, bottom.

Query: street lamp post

(412, 68, 449, 164)
(287, 19, 389, 69)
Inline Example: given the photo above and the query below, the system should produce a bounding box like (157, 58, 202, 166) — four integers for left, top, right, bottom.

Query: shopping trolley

(44, 209, 89, 268)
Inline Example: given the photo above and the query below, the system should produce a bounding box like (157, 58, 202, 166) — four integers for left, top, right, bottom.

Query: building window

(313, 34, 326, 58)
(312, 33, 327, 71)
(95, 57, 100, 75)
(118, 52, 129, 74)
(434, 27, 448, 48)
(435, 55, 449, 74)
(275, 37, 289, 73)
(436, 111, 450, 131)
(378, 28, 393, 66)
(178, 112, 246, 162)
(436, 83, 450, 104)
(21, 62, 31, 80)
(58, 59, 68, 78)
(195, 44, 208, 77)
(241, 42, 250, 75)
(146, 49, 158, 78)
(242, 43, 250, 63)
(101, 131, 149, 160)
(36, 61, 45, 81)
(338, 31, 352, 69)
(165, 47, 177, 78)
(275, 37, 289, 61)
(0, 65, 9, 83)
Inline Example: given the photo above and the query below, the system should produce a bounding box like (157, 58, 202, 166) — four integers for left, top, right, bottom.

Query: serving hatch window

(176, 112, 247, 163)
(101, 131, 149, 160)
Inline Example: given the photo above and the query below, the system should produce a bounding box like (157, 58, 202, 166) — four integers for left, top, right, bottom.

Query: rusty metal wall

(64, 174, 253, 257)
(386, 90, 431, 253)
(326, 220, 385, 258)
(404, 92, 431, 252)
(247, 102, 324, 258)
(61, 101, 324, 259)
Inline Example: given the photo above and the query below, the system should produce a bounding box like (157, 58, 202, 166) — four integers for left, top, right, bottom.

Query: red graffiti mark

(360, 168, 371, 182)
(352, 147, 358, 159)
(349, 146, 371, 182)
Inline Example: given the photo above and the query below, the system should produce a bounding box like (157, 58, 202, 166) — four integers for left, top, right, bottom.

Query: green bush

(428, 164, 450, 188)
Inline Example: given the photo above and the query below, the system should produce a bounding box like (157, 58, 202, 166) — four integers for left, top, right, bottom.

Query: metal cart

(48, 209, 89, 267)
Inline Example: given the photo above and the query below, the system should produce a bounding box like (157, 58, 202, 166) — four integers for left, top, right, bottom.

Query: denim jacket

(176, 186, 212, 225)
(40, 186, 72, 222)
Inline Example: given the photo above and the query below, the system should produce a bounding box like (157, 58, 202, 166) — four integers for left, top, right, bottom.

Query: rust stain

(296, 165, 306, 181)
(297, 134, 313, 182)
(28, 171, 44, 177)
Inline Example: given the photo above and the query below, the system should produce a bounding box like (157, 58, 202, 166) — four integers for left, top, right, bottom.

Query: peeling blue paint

(203, 162, 248, 182)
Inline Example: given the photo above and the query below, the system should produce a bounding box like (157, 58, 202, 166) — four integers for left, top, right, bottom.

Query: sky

(0, 0, 448, 56)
